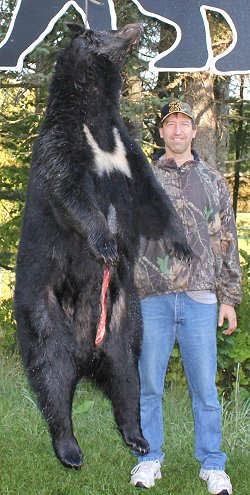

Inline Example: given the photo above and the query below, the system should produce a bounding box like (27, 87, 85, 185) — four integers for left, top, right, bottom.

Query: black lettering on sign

(0, 0, 116, 71)
(132, 0, 250, 75)
(0, 0, 249, 74)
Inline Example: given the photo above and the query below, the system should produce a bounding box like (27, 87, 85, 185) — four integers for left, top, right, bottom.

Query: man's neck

(164, 150, 194, 167)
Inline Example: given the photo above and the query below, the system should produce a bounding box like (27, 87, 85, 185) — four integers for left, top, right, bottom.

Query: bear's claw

(123, 432, 150, 455)
(163, 237, 192, 262)
(92, 235, 119, 265)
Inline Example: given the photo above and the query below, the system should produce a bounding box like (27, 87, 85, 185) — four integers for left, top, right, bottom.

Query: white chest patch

(83, 124, 131, 178)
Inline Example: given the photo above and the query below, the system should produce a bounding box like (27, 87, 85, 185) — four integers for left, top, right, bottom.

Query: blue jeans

(136, 293, 227, 470)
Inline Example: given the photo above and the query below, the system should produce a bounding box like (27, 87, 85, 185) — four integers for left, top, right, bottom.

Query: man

(130, 101, 242, 494)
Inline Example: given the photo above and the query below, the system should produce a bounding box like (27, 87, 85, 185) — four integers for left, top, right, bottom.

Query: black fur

(15, 23, 190, 470)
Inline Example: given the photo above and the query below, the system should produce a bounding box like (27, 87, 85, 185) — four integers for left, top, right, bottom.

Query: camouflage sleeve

(216, 179, 242, 305)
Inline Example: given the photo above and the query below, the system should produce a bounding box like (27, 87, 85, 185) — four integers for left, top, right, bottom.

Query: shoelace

(131, 461, 158, 475)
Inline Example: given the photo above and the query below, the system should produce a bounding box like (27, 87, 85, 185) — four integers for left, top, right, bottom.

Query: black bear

(15, 23, 189, 470)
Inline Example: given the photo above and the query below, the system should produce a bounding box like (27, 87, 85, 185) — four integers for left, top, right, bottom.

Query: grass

(0, 354, 249, 495)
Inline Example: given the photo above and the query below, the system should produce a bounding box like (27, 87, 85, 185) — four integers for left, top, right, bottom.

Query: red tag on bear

(95, 266, 111, 345)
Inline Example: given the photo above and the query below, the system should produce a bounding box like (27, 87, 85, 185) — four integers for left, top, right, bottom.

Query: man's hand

(218, 303, 237, 335)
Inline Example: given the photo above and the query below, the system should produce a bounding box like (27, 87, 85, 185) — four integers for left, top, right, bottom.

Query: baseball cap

(161, 100, 195, 123)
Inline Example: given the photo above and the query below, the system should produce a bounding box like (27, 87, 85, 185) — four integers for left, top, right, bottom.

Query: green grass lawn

(0, 354, 249, 495)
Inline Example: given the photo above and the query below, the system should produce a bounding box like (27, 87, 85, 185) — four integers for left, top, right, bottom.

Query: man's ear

(192, 125, 197, 140)
(67, 23, 86, 37)
(159, 125, 164, 139)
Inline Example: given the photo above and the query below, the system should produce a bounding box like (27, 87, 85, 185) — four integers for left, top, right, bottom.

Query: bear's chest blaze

(83, 124, 131, 178)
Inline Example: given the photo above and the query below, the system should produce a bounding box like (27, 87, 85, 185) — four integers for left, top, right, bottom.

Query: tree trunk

(214, 76, 231, 174)
(184, 73, 217, 167)
(232, 76, 244, 218)
(127, 75, 143, 143)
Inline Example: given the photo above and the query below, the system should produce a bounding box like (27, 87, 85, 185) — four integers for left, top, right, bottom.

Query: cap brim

(161, 111, 194, 123)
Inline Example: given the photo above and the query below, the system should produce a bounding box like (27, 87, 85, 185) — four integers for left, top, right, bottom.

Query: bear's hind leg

(16, 287, 84, 469)
(95, 347, 149, 454)
(94, 286, 150, 454)
(29, 345, 83, 469)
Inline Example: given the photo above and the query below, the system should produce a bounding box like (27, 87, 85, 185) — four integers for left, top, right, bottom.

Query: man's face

(159, 113, 197, 156)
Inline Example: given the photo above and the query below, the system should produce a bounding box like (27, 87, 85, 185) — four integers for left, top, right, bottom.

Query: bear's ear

(67, 23, 86, 37)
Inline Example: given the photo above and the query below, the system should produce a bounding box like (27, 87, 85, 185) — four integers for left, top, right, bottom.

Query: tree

(230, 76, 250, 217)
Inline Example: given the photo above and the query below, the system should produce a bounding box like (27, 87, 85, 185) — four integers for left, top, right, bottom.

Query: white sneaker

(199, 469, 233, 494)
(130, 460, 162, 488)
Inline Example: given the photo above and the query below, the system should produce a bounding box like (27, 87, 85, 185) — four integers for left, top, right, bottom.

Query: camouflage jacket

(134, 153, 242, 305)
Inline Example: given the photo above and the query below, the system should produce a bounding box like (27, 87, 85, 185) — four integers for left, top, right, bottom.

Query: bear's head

(49, 23, 142, 113)
(66, 23, 142, 66)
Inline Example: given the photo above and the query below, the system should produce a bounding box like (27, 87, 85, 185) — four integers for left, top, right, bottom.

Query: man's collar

(155, 149, 200, 170)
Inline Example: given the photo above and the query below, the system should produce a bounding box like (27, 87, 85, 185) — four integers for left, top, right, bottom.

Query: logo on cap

(169, 101, 182, 113)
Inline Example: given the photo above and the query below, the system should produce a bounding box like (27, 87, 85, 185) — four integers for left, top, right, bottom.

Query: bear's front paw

(91, 234, 119, 265)
(173, 239, 192, 261)
(164, 235, 192, 262)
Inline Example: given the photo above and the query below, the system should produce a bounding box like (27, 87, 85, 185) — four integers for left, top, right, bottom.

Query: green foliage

(165, 345, 187, 388)
(216, 250, 250, 399)
(217, 331, 250, 400)
(0, 297, 16, 351)
(237, 250, 250, 329)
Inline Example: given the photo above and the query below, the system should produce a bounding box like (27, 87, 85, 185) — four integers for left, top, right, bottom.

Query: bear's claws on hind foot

(53, 437, 84, 470)
(132, 442, 150, 455)
(134, 444, 150, 455)
(124, 434, 150, 455)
